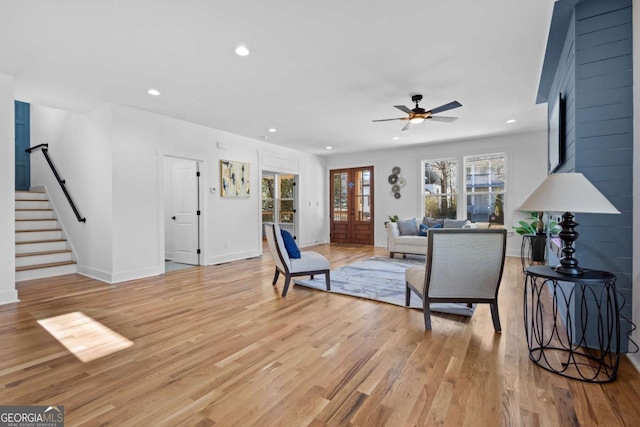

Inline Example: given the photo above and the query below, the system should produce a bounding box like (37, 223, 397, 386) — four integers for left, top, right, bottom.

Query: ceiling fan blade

(394, 105, 412, 114)
(401, 121, 413, 131)
(428, 101, 462, 115)
(429, 116, 458, 123)
(372, 117, 405, 122)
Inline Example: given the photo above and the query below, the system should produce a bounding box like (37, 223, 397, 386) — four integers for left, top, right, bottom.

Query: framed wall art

(548, 92, 565, 173)
(220, 159, 250, 198)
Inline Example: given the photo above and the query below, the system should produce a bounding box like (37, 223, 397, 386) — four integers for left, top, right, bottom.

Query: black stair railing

(26, 143, 86, 223)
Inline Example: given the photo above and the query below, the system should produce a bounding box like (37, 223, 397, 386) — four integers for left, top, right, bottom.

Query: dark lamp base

(555, 265, 584, 275)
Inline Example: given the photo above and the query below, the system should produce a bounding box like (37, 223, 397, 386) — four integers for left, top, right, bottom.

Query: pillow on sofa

(423, 217, 444, 228)
(397, 218, 418, 236)
(418, 223, 442, 236)
(443, 219, 468, 229)
(280, 229, 301, 258)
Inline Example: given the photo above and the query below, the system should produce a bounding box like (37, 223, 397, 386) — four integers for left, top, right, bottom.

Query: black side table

(524, 265, 620, 382)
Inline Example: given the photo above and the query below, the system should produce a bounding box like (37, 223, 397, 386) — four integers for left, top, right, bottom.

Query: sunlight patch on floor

(37, 312, 133, 363)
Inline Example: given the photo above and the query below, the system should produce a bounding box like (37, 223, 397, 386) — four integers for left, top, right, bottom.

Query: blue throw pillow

(280, 229, 301, 258)
(418, 223, 442, 236)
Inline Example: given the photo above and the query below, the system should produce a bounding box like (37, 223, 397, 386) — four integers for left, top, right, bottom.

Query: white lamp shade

(518, 173, 620, 214)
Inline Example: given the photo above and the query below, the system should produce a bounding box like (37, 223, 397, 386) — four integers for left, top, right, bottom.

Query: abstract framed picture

(220, 159, 250, 198)
(548, 92, 565, 173)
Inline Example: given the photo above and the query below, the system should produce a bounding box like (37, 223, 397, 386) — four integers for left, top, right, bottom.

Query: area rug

(294, 255, 475, 316)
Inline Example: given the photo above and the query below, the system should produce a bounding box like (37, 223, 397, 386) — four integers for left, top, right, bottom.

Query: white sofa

(386, 218, 477, 258)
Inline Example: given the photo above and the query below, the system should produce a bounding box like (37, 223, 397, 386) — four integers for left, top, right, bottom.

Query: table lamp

(518, 173, 620, 275)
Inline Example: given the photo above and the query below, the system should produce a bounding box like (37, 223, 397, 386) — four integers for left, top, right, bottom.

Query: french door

(330, 166, 374, 245)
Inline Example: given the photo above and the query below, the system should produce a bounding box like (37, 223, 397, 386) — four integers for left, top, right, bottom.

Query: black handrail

(26, 144, 86, 223)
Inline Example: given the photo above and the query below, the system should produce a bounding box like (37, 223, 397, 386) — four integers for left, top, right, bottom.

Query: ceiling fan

(373, 94, 462, 131)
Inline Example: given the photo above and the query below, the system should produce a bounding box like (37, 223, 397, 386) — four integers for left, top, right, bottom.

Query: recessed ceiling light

(268, 128, 277, 133)
(235, 46, 250, 56)
(506, 119, 516, 124)
(326, 146, 333, 150)
(392, 136, 399, 141)
(147, 89, 160, 96)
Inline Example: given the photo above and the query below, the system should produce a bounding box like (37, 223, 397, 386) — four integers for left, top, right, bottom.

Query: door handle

(171, 216, 176, 220)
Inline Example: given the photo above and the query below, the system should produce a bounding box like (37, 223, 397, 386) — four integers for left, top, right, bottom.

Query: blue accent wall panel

(544, 0, 633, 351)
(574, 0, 633, 350)
(14, 101, 30, 191)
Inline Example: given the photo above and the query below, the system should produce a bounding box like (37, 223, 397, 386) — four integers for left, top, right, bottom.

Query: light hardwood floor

(1, 243, 639, 426)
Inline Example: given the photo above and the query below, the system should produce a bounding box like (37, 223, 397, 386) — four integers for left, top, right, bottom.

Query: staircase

(15, 190, 77, 281)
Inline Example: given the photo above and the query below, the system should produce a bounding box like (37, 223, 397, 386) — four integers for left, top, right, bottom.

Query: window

(261, 175, 275, 223)
(355, 169, 372, 221)
(278, 175, 295, 223)
(422, 153, 507, 226)
(465, 153, 506, 225)
(261, 174, 295, 224)
(423, 159, 458, 219)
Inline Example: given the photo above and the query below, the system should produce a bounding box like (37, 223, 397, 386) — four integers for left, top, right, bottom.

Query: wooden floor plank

(0, 243, 639, 426)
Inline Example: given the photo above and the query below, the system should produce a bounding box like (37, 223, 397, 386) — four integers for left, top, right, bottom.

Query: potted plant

(385, 215, 399, 226)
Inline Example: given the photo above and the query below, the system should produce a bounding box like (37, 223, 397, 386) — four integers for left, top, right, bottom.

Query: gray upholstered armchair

(405, 228, 507, 331)
(264, 223, 330, 297)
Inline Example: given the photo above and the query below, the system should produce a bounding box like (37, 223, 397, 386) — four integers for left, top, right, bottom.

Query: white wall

(30, 104, 114, 281)
(0, 74, 18, 304)
(29, 103, 326, 283)
(630, 0, 639, 371)
(110, 105, 326, 279)
(326, 130, 548, 257)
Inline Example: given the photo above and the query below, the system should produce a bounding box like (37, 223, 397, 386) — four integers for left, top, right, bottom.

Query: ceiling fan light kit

(373, 94, 462, 131)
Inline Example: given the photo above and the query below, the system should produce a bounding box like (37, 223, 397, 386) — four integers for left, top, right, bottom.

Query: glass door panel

(332, 171, 348, 222)
(278, 174, 295, 223)
(355, 170, 371, 222)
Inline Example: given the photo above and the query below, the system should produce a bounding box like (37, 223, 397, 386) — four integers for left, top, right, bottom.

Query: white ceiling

(0, 0, 556, 156)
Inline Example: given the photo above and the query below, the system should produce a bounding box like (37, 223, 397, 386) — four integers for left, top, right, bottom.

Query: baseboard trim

(111, 266, 163, 284)
(77, 265, 113, 283)
(207, 249, 261, 265)
(506, 248, 521, 258)
(298, 239, 329, 248)
(627, 353, 640, 373)
(0, 290, 19, 306)
(78, 265, 163, 284)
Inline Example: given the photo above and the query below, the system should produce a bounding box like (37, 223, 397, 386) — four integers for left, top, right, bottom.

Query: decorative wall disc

(389, 167, 405, 198)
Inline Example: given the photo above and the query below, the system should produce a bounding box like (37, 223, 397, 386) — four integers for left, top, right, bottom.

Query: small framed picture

(548, 93, 564, 173)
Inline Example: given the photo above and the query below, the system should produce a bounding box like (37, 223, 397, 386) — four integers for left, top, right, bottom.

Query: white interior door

(171, 159, 199, 265)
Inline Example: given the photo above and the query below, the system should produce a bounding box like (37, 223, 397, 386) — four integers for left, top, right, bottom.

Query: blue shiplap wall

(546, 0, 633, 351)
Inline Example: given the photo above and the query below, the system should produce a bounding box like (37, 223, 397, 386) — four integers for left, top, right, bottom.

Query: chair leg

(390, 252, 395, 258)
(282, 275, 292, 297)
(310, 274, 314, 279)
(490, 302, 502, 332)
(405, 282, 411, 306)
(423, 302, 432, 330)
(272, 269, 280, 285)
(325, 271, 331, 291)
